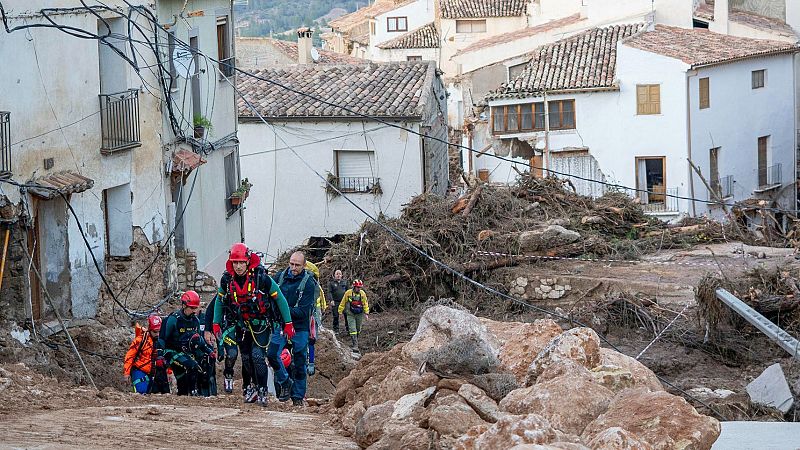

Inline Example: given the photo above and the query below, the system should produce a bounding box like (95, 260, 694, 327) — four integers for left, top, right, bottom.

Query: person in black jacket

(157, 291, 210, 395)
(269, 251, 317, 406)
(327, 269, 349, 334)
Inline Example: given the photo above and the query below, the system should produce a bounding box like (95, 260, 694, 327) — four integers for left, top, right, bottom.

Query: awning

(28, 171, 94, 200)
(171, 148, 206, 174)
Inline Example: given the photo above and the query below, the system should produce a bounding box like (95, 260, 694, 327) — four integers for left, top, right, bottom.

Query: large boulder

(392, 386, 436, 421)
(458, 383, 502, 422)
(518, 225, 581, 251)
(586, 427, 653, 450)
(365, 365, 439, 407)
(403, 306, 501, 374)
(500, 373, 614, 436)
(527, 328, 601, 386)
(341, 400, 366, 437)
(355, 401, 395, 448)
(598, 348, 663, 392)
(308, 328, 358, 398)
(471, 372, 520, 401)
(368, 423, 432, 450)
(482, 318, 563, 383)
(456, 413, 559, 449)
(582, 389, 721, 450)
(333, 344, 411, 408)
(428, 393, 488, 437)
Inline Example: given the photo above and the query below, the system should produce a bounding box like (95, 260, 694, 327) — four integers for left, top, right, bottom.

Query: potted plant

(193, 114, 213, 139)
(229, 178, 253, 206)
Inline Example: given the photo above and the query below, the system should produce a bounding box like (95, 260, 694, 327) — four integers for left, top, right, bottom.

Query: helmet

(228, 243, 250, 262)
(147, 314, 162, 331)
(181, 290, 201, 308)
(281, 348, 292, 368)
(353, 279, 364, 288)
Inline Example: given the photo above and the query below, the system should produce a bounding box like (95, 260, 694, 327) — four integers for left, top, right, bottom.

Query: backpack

(349, 292, 364, 314)
(277, 269, 317, 309)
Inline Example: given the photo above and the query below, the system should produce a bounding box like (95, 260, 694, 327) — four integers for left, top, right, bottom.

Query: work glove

(283, 322, 296, 340)
(155, 357, 167, 368)
(213, 323, 222, 338)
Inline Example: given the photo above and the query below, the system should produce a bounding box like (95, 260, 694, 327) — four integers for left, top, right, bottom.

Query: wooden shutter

(638, 85, 660, 115)
(699, 78, 710, 109)
(758, 137, 768, 185)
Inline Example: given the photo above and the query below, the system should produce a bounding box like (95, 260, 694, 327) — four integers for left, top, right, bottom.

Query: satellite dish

(310, 47, 320, 62)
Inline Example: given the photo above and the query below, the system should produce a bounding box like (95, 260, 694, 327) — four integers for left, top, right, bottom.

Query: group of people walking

(122, 243, 370, 405)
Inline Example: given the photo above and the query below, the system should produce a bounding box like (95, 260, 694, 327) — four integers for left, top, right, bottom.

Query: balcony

(641, 187, 679, 213)
(219, 56, 235, 78)
(755, 163, 781, 192)
(332, 176, 381, 194)
(710, 175, 734, 200)
(99, 89, 141, 154)
(0, 112, 10, 178)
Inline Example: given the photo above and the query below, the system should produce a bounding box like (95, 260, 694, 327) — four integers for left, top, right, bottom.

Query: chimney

(297, 27, 314, 64)
(714, 0, 729, 34)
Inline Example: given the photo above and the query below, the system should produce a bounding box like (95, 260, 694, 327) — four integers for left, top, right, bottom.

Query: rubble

(746, 363, 794, 414)
(330, 305, 721, 449)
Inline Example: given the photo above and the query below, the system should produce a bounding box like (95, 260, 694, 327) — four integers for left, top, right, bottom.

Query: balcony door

(635, 157, 666, 205)
(97, 17, 128, 95)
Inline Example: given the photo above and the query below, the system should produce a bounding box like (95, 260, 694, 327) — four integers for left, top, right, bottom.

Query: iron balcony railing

(641, 187, 679, 213)
(757, 163, 782, 189)
(334, 176, 380, 193)
(99, 89, 141, 154)
(220, 56, 235, 78)
(0, 111, 10, 177)
(710, 175, 734, 200)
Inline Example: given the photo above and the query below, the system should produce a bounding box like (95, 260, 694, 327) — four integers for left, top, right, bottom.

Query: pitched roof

(487, 24, 644, 100)
(438, 0, 527, 19)
(454, 14, 585, 56)
(730, 9, 797, 37)
(29, 171, 94, 199)
(378, 23, 439, 49)
(624, 25, 798, 68)
(236, 37, 363, 66)
(237, 62, 436, 119)
(329, 0, 413, 31)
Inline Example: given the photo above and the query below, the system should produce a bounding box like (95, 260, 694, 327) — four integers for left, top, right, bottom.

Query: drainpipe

(686, 69, 698, 217)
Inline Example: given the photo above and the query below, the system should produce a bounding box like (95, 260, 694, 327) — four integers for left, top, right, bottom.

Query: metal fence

(99, 89, 141, 154)
(710, 175, 734, 200)
(334, 176, 380, 193)
(220, 56, 235, 78)
(0, 112, 10, 177)
(758, 163, 781, 188)
(641, 187, 679, 213)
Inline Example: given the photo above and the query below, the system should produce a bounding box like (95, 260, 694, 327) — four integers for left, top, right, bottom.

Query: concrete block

(746, 363, 794, 413)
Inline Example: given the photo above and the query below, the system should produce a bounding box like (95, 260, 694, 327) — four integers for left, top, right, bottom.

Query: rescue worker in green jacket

(338, 279, 369, 353)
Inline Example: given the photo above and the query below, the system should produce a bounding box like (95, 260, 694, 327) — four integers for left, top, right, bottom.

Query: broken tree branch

(462, 184, 483, 217)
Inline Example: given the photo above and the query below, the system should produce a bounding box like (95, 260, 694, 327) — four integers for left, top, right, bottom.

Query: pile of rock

(330, 305, 720, 449)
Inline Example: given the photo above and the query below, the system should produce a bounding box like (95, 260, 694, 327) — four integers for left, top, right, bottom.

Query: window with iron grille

(0, 111, 10, 176)
(334, 150, 379, 193)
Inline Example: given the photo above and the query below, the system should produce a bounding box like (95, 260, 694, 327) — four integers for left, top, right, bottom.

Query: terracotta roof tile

(378, 23, 439, 49)
(624, 25, 798, 68)
(454, 14, 585, 56)
(438, 0, 527, 19)
(237, 62, 435, 118)
(730, 9, 796, 37)
(329, 0, 414, 31)
(29, 171, 94, 199)
(487, 24, 643, 100)
(237, 37, 363, 66)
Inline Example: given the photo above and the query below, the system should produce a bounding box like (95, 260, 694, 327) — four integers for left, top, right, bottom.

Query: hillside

(235, 0, 358, 38)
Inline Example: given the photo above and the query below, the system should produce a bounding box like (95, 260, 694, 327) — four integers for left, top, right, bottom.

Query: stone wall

(0, 221, 31, 324)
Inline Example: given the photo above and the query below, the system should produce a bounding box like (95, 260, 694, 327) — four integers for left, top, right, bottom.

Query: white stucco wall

(535, 0, 583, 22)
(0, 2, 168, 318)
(372, 0, 435, 47)
(439, 16, 529, 77)
(371, 47, 439, 62)
(237, 121, 425, 262)
(689, 54, 797, 215)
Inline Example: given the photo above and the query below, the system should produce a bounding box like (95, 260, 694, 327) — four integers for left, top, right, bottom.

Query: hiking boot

(223, 376, 234, 394)
(243, 385, 258, 404)
(307, 363, 316, 376)
(350, 335, 359, 353)
(292, 398, 304, 407)
(277, 379, 293, 402)
(257, 387, 268, 407)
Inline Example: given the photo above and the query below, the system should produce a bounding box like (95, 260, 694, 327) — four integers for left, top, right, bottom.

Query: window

(752, 69, 766, 89)
(699, 77, 710, 109)
(335, 150, 379, 193)
(406, 55, 422, 61)
(456, 19, 487, 33)
(104, 183, 133, 257)
(491, 100, 574, 134)
(370, 21, 376, 35)
(507, 62, 527, 81)
(635, 157, 666, 205)
(636, 84, 661, 115)
(387, 16, 408, 32)
(217, 16, 234, 77)
(224, 150, 239, 215)
(758, 136, 768, 186)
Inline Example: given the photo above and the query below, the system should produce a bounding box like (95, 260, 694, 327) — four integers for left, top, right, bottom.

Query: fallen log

(462, 184, 483, 217)
(451, 196, 469, 214)
(459, 256, 519, 275)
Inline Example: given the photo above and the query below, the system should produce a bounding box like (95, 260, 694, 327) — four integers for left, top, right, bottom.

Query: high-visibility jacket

(123, 324, 155, 375)
(305, 261, 327, 310)
(338, 289, 369, 315)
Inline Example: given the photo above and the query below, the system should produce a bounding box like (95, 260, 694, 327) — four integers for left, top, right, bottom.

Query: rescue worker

(270, 251, 317, 406)
(338, 280, 369, 353)
(197, 302, 217, 396)
(328, 269, 349, 334)
(157, 291, 210, 396)
(123, 314, 162, 394)
(213, 243, 294, 406)
(304, 260, 326, 376)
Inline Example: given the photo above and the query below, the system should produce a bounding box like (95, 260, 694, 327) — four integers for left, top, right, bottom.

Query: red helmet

(181, 290, 201, 308)
(228, 243, 250, 262)
(281, 348, 292, 368)
(353, 279, 364, 288)
(147, 314, 162, 331)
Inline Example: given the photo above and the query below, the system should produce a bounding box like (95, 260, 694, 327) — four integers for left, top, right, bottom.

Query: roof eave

(486, 85, 620, 102)
(238, 115, 423, 122)
(689, 47, 800, 69)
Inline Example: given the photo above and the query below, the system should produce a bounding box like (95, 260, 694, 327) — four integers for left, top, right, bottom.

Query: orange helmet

(181, 290, 201, 308)
(281, 348, 292, 368)
(353, 279, 364, 288)
(147, 314, 162, 331)
(228, 243, 250, 262)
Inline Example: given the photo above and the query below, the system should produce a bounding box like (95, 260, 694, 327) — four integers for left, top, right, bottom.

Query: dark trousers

(240, 322, 271, 390)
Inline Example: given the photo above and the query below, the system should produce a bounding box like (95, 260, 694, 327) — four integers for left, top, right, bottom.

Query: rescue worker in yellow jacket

(338, 280, 369, 352)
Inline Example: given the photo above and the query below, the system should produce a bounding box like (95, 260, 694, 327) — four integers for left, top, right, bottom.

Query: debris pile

(328, 305, 721, 449)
